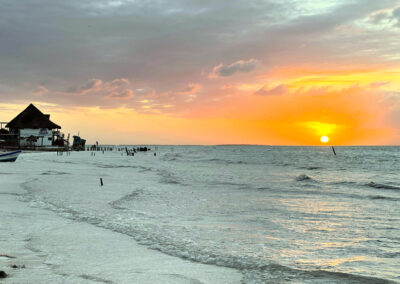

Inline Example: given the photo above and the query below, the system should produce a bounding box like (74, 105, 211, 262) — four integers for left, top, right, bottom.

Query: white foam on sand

(0, 153, 242, 283)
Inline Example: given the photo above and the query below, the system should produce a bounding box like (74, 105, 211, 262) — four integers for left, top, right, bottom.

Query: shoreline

(2, 149, 398, 283)
(0, 163, 242, 283)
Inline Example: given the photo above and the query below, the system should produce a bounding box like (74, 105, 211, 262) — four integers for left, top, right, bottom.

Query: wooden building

(5, 104, 64, 148)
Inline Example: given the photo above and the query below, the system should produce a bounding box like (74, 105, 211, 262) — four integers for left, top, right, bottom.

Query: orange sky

(2, 65, 400, 145)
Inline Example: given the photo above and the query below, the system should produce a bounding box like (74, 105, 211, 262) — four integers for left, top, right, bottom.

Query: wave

(160, 152, 184, 162)
(378, 251, 400, 258)
(197, 158, 246, 165)
(157, 169, 185, 185)
(366, 182, 400, 191)
(79, 274, 113, 284)
(330, 181, 357, 186)
(97, 164, 152, 172)
(162, 154, 248, 165)
(295, 174, 314, 181)
(41, 170, 70, 175)
(109, 189, 143, 210)
(293, 189, 400, 202)
(324, 180, 400, 194)
(206, 180, 252, 190)
(298, 166, 322, 170)
(367, 195, 400, 201)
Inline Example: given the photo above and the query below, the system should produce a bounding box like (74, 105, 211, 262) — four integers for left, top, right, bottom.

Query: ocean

(3, 146, 400, 283)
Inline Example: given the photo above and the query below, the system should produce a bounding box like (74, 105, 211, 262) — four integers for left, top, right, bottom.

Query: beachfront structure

(72, 135, 86, 151)
(5, 104, 63, 148)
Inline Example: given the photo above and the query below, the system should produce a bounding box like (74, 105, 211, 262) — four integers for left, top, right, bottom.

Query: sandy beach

(0, 152, 242, 283)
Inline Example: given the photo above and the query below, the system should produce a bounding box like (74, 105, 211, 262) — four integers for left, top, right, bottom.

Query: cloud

(368, 6, 400, 27)
(69, 78, 133, 99)
(177, 83, 201, 95)
(54, 79, 204, 114)
(255, 84, 288, 96)
(393, 7, 400, 25)
(68, 79, 103, 94)
(210, 59, 259, 78)
(140, 83, 203, 110)
(369, 81, 390, 88)
(33, 85, 49, 95)
(134, 88, 153, 96)
(276, 0, 397, 36)
(109, 89, 133, 99)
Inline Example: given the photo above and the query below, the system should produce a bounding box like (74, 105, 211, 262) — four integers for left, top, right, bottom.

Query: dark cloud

(66, 78, 134, 100)
(0, 0, 281, 89)
(67, 79, 103, 94)
(393, 7, 400, 25)
(370, 6, 400, 26)
(211, 59, 259, 77)
(371, 11, 391, 24)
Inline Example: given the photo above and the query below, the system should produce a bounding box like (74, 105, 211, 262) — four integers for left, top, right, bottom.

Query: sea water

(6, 146, 400, 283)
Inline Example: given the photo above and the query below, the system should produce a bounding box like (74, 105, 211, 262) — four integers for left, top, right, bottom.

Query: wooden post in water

(332, 146, 336, 156)
(100, 178, 103, 186)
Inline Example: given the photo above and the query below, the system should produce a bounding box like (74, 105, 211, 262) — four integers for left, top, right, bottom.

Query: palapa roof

(6, 104, 61, 129)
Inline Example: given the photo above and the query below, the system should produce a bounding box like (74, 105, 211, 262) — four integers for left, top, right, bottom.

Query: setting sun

(321, 136, 329, 143)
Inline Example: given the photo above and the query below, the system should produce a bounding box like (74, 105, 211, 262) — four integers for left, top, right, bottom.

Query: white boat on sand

(0, 150, 21, 162)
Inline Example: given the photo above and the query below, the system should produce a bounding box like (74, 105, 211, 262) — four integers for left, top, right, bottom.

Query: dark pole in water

(332, 146, 336, 156)
(100, 178, 103, 186)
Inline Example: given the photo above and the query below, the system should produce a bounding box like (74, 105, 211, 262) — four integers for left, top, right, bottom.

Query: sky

(1, 0, 400, 145)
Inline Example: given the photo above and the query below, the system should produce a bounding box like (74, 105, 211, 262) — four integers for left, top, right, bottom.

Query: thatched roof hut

(6, 104, 61, 129)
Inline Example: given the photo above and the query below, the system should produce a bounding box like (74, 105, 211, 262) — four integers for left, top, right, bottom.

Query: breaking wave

(96, 163, 152, 172)
(366, 182, 400, 191)
(160, 152, 184, 162)
(109, 189, 143, 210)
(197, 158, 246, 165)
(298, 166, 322, 170)
(295, 174, 313, 181)
(368, 195, 400, 201)
(41, 170, 70, 175)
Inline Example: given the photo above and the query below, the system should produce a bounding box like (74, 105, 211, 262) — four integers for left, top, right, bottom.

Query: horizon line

(90, 144, 400, 147)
